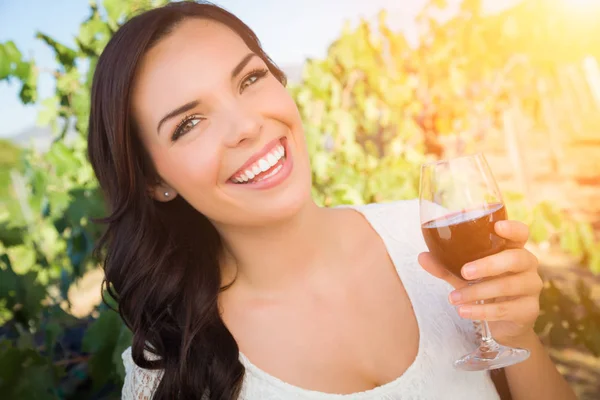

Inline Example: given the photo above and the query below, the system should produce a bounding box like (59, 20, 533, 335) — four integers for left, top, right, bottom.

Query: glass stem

(469, 281, 496, 344)
(477, 301, 494, 343)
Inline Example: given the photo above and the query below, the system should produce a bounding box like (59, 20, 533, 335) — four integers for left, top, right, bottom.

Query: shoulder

(121, 346, 164, 400)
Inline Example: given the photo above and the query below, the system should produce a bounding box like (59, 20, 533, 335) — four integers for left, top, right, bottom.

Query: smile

(228, 137, 293, 189)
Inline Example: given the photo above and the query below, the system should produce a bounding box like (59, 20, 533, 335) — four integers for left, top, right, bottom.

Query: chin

(233, 171, 314, 227)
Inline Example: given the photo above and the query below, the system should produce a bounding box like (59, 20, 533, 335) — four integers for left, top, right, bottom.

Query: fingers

(495, 220, 530, 248)
(418, 252, 467, 290)
(457, 296, 540, 324)
(449, 271, 543, 305)
(461, 249, 539, 280)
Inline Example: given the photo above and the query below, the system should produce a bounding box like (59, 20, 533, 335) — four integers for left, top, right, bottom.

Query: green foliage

(0, 139, 22, 200)
(292, 15, 429, 207)
(505, 192, 600, 274)
(0, 0, 599, 398)
(0, 40, 38, 104)
(0, 340, 62, 400)
(536, 279, 600, 356)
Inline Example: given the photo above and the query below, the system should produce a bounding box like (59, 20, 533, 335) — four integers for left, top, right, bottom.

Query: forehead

(132, 18, 253, 115)
(149, 18, 250, 64)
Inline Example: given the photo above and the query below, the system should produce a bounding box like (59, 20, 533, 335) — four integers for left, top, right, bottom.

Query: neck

(216, 201, 341, 294)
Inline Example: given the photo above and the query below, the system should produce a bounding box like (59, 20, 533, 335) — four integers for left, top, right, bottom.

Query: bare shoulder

(121, 347, 164, 400)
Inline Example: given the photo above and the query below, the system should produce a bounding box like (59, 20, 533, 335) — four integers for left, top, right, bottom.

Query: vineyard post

(502, 98, 532, 207)
(538, 79, 564, 175)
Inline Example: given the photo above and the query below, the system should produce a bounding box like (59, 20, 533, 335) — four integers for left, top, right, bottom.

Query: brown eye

(172, 116, 203, 142)
(240, 68, 269, 93)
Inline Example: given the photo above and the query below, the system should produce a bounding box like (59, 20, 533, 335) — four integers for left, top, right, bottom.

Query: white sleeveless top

(121, 200, 501, 400)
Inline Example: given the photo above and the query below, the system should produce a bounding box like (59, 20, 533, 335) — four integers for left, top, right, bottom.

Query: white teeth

(256, 164, 283, 182)
(233, 142, 287, 183)
(258, 159, 270, 172)
(266, 153, 277, 166)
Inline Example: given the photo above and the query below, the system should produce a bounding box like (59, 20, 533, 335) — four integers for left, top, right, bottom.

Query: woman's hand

(418, 220, 543, 346)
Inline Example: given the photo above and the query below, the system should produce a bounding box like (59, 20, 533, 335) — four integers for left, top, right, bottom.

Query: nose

(222, 102, 263, 148)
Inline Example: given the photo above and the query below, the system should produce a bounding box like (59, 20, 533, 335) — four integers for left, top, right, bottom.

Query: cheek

(253, 79, 302, 128)
(155, 140, 222, 194)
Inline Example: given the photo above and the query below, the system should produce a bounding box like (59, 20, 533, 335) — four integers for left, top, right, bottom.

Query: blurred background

(1, 0, 599, 398)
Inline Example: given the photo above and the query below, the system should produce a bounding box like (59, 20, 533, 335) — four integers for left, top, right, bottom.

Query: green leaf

(0, 253, 18, 291)
(44, 321, 62, 361)
(537, 201, 563, 229)
(35, 33, 77, 70)
(0, 341, 60, 399)
(56, 68, 81, 96)
(589, 245, 600, 275)
(17, 271, 47, 323)
(3, 41, 22, 66)
(14, 61, 31, 81)
(103, 0, 128, 27)
(47, 141, 80, 176)
(19, 62, 38, 104)
(112, 324, 133, 380)
(0, 222, 25, 247)
(576, 221, 596, 253)
(0, 46, 11, 79)
(37, 96, 59, 126)
(560, 222, 584, 259)
(529, 213, 549, 243)
(0, 254, 46, 323)
(83, 309, 122, 388)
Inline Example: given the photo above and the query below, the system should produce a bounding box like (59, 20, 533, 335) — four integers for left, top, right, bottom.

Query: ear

(151, 182, 178, 202)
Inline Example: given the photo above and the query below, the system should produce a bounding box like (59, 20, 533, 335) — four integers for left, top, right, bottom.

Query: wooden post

(557, 66, 583, 138)
(538, 78, 564, 175)
(565, 64, 594, 118)
(582, 56, 600, 112)
(502, 99, 532, 206)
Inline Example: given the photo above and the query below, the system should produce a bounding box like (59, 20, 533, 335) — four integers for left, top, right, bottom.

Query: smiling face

(131, 18, 312, 228)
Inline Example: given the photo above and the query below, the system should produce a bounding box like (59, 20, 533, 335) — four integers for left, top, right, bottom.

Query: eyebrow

(156, 53, 258, 135)
(232, 53, 257, 79)
(156, 100, 199, 134)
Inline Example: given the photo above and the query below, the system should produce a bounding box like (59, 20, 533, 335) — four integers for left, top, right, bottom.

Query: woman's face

(132, 18, 312, 228)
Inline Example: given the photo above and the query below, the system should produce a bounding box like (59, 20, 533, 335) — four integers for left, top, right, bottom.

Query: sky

(0, 0, 519, 139)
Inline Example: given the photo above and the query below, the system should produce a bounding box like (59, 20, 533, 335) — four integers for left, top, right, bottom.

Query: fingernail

(496, 220, 508, 229)
(459, 306, 472, 318)
(462, 264, 477, 279)
(449, 291, 462, 304)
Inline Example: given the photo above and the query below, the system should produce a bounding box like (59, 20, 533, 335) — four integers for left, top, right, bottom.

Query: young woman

(87, 2, 576, 399)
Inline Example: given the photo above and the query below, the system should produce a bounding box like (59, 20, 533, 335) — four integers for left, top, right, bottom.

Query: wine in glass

(419, 153, 530, 371)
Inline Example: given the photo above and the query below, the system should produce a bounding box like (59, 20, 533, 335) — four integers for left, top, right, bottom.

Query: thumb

(417, 252, 467, 290)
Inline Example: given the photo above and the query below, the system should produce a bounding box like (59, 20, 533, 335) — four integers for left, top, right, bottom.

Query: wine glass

(419, 152, 530, 371)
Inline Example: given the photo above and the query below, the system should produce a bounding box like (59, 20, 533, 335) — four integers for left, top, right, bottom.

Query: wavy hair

(87, 2, 286, 398)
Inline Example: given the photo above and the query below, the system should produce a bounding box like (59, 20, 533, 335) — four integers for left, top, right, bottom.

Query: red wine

(421, 203, 507, 279)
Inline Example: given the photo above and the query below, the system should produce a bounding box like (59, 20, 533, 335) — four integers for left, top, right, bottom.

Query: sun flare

(567, 0, 600, 8)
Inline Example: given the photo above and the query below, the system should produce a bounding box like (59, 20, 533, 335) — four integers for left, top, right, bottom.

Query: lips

(229, 137, 286, 184)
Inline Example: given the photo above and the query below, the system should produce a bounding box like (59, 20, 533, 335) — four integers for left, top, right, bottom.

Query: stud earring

(164, 191, 170, 198)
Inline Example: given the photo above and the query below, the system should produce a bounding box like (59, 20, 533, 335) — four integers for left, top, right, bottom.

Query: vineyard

(1, 0, 599, 398)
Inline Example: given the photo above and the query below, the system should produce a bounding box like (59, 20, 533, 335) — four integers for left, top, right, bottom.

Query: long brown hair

(87, 2, 286, 398)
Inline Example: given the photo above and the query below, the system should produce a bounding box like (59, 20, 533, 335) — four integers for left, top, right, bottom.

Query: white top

(121, 200, 501, 400)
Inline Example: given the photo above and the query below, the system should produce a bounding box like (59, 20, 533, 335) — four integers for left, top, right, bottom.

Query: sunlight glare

(567, 0, 600, 8)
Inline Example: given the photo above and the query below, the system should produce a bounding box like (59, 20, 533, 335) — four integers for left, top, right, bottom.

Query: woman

(87, 2, 576, 399)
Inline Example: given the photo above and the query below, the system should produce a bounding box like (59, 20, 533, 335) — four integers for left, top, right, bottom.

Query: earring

(164, 191, 170, 198)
